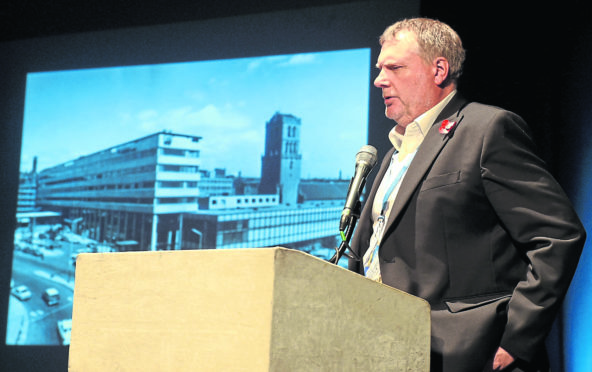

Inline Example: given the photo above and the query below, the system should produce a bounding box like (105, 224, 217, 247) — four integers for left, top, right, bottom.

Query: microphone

(339, 145, 378, 233)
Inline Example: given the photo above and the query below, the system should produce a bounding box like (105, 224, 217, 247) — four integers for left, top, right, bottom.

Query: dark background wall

(1, 1, 591, 371)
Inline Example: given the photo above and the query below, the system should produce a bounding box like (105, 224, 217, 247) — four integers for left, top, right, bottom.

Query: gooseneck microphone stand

(328, 200, 361, 265)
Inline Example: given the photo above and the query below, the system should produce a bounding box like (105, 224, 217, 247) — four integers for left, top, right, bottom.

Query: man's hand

(492, 347, 515, 370)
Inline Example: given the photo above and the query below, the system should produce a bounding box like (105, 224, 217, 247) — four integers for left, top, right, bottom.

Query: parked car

(11, 285, 32, 301)
(57, 319, 72, 345)
(42, 287, 60, 306)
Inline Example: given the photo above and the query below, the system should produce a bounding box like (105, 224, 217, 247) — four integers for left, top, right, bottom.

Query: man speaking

(349, 18, 585, 372)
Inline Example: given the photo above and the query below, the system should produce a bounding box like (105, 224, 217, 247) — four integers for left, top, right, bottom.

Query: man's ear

(434, 57, 450, 86)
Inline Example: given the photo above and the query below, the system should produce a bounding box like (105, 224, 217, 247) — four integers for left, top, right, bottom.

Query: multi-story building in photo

(36, 131, 203, 251)
(18, 172, 37, 215)
(32, 113, 350, 257)
(17, 157, 39, 215)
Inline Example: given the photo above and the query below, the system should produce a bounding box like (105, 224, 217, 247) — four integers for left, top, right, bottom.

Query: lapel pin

(439, 119, 457, 135)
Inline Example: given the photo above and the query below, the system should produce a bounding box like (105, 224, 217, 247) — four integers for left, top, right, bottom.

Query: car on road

(11, 285, 32, 301)
(42, 287, 60, 306)
(57, 319, 72, 345)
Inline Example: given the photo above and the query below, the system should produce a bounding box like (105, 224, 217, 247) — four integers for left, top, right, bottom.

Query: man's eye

(375, 64, 402, 73)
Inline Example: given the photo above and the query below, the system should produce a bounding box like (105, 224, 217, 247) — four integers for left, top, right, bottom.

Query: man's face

(374, 30, 440, 128)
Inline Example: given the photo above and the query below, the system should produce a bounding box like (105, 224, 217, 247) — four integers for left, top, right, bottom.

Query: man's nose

(374, 70, 388, 88)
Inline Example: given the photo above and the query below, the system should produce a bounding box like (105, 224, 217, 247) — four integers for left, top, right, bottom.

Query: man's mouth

(383, 96, 396, 105)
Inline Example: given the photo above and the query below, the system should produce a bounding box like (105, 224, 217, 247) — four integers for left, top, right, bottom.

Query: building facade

(36, 131, 202, 250)
(29, 113, 348, 258)
(180, 201, 342, 252)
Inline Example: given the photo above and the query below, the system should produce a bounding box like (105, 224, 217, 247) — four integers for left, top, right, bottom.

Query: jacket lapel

(384, 95, 468, 230)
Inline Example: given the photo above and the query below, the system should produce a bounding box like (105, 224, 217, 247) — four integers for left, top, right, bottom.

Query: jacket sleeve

(479, 110, 586, 362)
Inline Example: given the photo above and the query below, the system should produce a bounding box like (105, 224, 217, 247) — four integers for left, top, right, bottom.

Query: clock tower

(259, 112, 302, 205)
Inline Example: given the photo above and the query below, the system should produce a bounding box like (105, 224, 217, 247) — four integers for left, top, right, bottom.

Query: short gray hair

(380, 18, 466, 84)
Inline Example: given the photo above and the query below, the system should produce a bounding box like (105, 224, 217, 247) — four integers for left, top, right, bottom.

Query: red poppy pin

(439, 119, 457, 135)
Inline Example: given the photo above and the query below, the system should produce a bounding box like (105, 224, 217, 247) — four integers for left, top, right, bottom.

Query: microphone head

(339, 145, 378, 233)
(355, 145, 378, 168)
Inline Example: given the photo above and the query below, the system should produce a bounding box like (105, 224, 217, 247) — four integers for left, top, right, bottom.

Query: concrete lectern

(69, 247, 430, 371)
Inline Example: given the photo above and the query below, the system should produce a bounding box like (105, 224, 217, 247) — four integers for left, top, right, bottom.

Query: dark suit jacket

(349, 94, 586, 372)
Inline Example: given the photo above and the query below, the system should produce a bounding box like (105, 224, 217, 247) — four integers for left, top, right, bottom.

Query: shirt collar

(389, 90, 457, 150)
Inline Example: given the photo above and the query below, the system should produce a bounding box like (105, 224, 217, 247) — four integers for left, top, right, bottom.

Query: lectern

(69, 248, 430, 371)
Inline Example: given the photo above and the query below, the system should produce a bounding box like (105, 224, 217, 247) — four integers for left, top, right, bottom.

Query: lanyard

(380, 150, 416, 216)
(364, 150, 416, 280)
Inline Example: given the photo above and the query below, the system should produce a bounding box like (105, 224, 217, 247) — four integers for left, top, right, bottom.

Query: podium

(69, 248, 430, 371)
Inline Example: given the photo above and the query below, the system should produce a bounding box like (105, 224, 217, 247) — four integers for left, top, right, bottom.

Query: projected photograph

(7, 48, 371, 345)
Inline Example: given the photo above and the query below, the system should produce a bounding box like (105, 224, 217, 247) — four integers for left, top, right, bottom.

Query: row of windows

(39, 197, 154, 204)
(211, 196, 277, 206)
(34, 178, 237, 199)
(157, 197, 198, 204)
(41, 196, 199, 205)
(217, 219, 337, 248)
(37, 181, 156, 195)
(161, 148, 200, 158)
(94, 165, 155, 180)
(284, 141, 299, 155)
(65, 148, 157, 172)
(38, 174, 209, 193)
(250, 209, 338, 229)
(217, 206, 341, 223)
(158, 181, 198, 188)
(39, 165, 156, 186)
(162, 134, 201, 145)
(40, 196, 198, 205)
(217, 208, 339, 232)
(158, 165, 199, 173)
(104, 148, 156, 164)
(286, 125, 298, 138)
